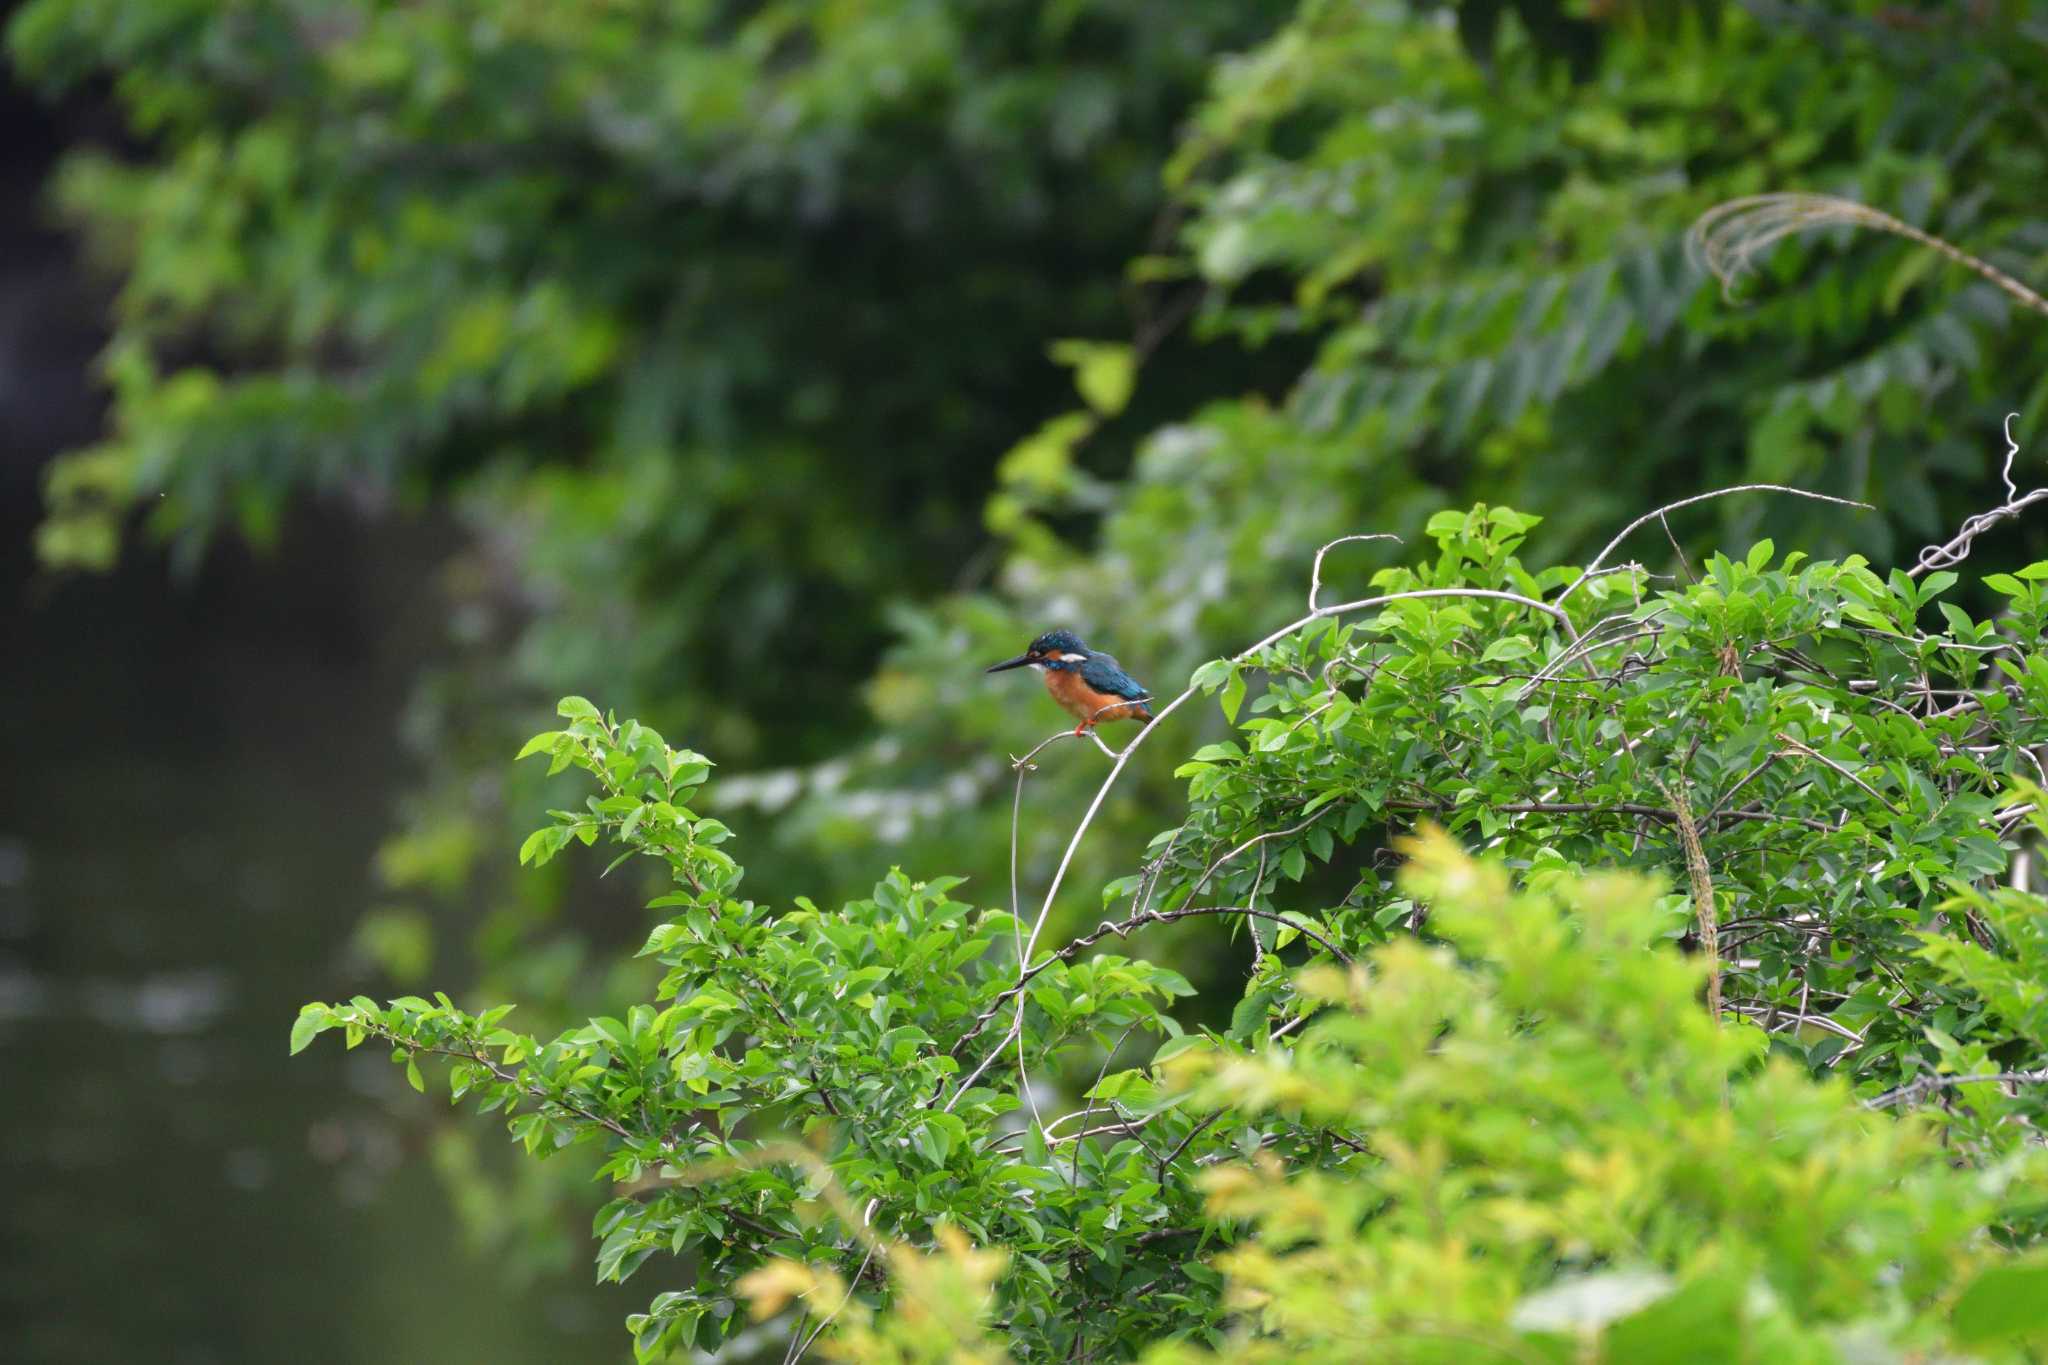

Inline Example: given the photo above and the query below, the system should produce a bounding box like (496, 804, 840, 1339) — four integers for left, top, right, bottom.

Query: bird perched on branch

(984, 630, 1154, 735)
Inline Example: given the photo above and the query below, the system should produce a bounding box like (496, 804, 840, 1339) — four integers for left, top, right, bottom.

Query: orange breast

(1043, 668, 1148, 725)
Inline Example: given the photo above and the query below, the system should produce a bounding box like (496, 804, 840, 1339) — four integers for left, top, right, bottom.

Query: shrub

(295, 498, 2048, 1360)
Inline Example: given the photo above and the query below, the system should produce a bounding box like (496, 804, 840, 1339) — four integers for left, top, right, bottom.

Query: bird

(984, 629, 1154, 735)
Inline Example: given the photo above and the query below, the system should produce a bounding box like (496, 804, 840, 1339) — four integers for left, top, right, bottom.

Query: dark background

(0, 54, 632, 1365)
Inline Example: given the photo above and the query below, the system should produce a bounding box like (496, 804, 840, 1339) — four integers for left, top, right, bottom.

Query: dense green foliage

(846, 0, 2048, 930)
(20, 2, 2048, 927)
(1158, 506, 2048, 1114)
(12, 0, 1284, 766)
(297, 505, 2048, 1359)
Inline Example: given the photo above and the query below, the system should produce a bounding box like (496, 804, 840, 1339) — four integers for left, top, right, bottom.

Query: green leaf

(1881, 242, 1941, 312)
(1189, 658, 1232, 693)
(1953, 1257, 2048, 1344)
(518, 827, 555, 867)
(1050, 339, 1136, 417)
(1917, 570, 1958, 603)
(516, 730, 564, 760)
(913, 1113, 966, 1166)
(1229, 983, 1281, 1041)
(1087, 1070, 1134, 1101)
(289, 1006, 330, 1056)
(1186, 742, 1243, 763)
(1599, 1272, 1743, 1362)
(405, 1055, 425, 1093)
(557, 696, 600, 721)
(1221, 669, 1247, 724)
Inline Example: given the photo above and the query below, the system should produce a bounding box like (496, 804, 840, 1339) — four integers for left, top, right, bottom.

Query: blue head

(985, 630, 1091, 674)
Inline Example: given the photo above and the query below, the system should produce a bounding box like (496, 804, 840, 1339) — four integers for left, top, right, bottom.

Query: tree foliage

(11, 0, 1286, 765)
(838, 0, 2048, 921)
(297, 501, 2048, 1358)
(21, 1, 2048, 928)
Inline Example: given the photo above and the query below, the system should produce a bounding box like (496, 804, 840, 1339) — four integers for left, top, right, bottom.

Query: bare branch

(1559, 485, 1874, 607)
(1310, 533, 1404, 612)
(1773, 731, 1906, 815)
(1866, 1068, 2048, 1111)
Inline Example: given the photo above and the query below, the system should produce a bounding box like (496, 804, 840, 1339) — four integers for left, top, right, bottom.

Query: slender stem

(1773, 732, 1906, 815)
(1310, 533, 1404, 611)
(1867, 1068, 2048, 1110)
(1558, 485, 1872, 607)
(1183, 809, 1328, 908)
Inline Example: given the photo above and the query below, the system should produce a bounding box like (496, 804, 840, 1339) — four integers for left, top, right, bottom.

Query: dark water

(0, 60, 644, 1354)
(0, 512, 641, 1362)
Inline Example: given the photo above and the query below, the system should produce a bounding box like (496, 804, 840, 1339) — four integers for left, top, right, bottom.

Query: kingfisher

(984, 630, 1154, 735)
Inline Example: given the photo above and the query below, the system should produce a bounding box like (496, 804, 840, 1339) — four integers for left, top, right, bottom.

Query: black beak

(985, 653, 1034, 674)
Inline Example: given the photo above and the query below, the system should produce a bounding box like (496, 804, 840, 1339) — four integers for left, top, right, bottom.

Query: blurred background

(3, 2, 2045, 1361)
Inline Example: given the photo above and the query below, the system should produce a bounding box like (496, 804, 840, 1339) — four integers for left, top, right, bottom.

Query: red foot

(1073, 722, 1090, 736)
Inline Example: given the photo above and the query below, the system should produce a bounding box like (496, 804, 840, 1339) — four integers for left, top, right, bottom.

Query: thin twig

(1310, 533, 1404, 612)
(1659, 512, 1698, 586)
(1558, 485, 1874, 607)
(1705, 752, 1778, 823)
(1514, 617, 1672, 699)
(1071, 1022, 1143, 1185)
(790, 1241, 879, 1363)
(1866, 1068, 2048, 1110)
(1773, 731, 1906, 815)
(949, 901, 1353, 1085)
(1157, 1111, 1224, 1183)
(952, 726, 1123, 1117)
(1381, 795, 1838, 835)
(1183, 810, 1329, 909)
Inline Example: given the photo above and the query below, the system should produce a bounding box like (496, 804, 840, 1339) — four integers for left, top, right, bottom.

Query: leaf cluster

(297, 505, 2048, 1358)
(1157, 510, 2048, 1104)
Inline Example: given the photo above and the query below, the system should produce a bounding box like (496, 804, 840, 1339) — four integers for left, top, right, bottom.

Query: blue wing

(1079, 652, 1150, 700)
